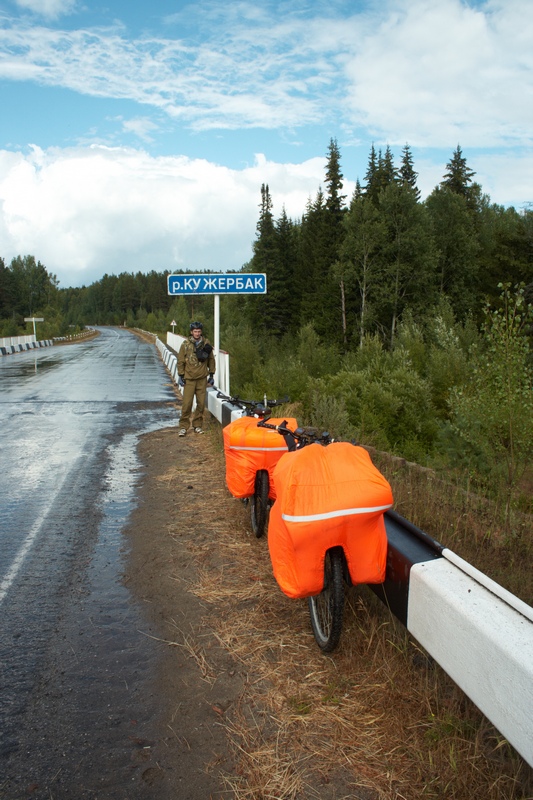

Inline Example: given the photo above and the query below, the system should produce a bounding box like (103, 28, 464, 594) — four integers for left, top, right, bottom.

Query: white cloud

(343, 0, 533, 147)
(0, 0, 532, 146)
(120, 117, 159, 143)
(0, 18, 333, 129)
(15, 0, 76, 19)
(0, 145, 330, 287)
(471, 150, 533, 208)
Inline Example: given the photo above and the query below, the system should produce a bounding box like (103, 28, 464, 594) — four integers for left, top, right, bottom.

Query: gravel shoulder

(122, 422, 246, 798)
(124, 419, 380, 800)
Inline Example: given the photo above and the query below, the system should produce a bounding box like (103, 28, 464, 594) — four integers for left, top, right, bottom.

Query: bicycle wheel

(308, 547, 345, 652)
(250, 469, 269, 538)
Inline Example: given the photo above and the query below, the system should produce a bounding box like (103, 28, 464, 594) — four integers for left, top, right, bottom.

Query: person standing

(177, 322, 216, 435)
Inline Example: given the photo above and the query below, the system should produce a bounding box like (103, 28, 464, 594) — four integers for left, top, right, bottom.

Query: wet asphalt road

(0, 328, 179, 799)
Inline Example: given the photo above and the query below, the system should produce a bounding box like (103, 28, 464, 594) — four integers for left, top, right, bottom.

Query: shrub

(446, 284, 533, 519)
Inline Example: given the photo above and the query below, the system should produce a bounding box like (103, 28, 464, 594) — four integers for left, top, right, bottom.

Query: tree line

(2, 141, 532, 344)
(0, 255, 60, 336)
(245, 141, 532, 349)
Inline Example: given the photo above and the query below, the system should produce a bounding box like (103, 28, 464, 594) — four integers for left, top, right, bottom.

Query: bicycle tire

(250, 469, 269, 538)
(308, 547, 345, 652)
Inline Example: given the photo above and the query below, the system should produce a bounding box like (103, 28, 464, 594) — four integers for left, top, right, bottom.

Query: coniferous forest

(2, 141, 533, 512)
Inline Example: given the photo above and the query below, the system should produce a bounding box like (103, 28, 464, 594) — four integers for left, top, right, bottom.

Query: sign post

(167, 273, 267, 394)
(214, 295, 220, 356)
(24, 317, 44, 338)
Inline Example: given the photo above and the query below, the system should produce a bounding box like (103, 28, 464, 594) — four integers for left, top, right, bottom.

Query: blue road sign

(167, 273, 267, 295)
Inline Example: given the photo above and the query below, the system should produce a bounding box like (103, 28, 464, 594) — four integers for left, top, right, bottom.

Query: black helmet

(190, 321, 203, 331)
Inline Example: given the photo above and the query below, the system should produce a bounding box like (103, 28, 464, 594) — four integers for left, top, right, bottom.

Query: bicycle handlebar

(216, 391, 290, 416)
(257, 419, 333, 448)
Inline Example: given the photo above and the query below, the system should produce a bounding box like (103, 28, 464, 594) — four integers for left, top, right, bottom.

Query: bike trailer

(268, 442, 393, 598)
(223, 416, 298, 500)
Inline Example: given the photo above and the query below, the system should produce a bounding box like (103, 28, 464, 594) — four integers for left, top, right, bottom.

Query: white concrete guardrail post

(372, 510, 533, 768)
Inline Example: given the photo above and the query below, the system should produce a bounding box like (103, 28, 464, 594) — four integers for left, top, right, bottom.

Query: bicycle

(257, 420, 344, 651)
(217, 392, 293, 538)
(257, 420, 392, 653)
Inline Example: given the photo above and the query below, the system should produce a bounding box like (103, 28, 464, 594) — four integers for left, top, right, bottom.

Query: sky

(0, 0, 532, 289)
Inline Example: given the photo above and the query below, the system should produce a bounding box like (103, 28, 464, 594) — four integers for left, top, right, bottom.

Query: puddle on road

(43, 418, 182, 797)
(84, 415, 178, 661)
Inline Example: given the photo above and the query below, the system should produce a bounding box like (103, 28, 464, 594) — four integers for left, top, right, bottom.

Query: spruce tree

(274, 206, 301, 331)
(475, 203, 533, 304)
(376, 145, 397, 193)
(364, 144, 397, 204)
(245, 184, 279, 334)
(363, 144, 380, 204)
(298, 189, 335, 336)
(441, 145, 478, 210)
(399, 144, 420, 200)
(323, 139, 348, 342)
(324, 138, 346, 223)
(246, 186, 300, 337)
(296, 141, 350, 342)
(257, 183, 274, 237)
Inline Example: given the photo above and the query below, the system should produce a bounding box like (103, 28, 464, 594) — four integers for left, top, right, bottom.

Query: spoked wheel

(308, 547, 345, 652)
(250, 469, 269, 538)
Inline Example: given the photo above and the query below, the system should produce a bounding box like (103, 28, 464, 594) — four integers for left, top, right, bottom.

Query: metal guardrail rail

(371, 510, 532, 769)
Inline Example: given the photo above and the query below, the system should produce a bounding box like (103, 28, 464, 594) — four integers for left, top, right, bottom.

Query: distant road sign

(24, 317, 44, 322)
(167, 273, 267, 295)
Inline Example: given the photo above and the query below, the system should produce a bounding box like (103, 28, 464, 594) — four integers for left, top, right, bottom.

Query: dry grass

(170, 420, 533, 800)
(368, 449, 533, 607)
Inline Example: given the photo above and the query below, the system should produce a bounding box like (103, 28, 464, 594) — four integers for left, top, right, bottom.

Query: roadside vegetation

(2, 138, 532, 795)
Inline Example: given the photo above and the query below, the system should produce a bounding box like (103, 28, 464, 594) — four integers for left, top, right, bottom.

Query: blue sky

(0, 0, 532, 288)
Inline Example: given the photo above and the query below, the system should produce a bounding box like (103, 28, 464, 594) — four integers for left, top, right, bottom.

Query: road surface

(0, 328, 185, 798)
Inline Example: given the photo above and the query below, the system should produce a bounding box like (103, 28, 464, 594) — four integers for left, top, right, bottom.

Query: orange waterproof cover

(223, 416, 299, 500)
(268, 442, 393, 598)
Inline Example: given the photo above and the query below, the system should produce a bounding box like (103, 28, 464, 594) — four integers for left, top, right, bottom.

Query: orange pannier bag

(223, 416, 299, 500)
(268, 442, 393, 599)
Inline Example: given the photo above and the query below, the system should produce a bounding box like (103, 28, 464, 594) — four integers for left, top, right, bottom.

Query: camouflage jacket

(177, 336, 216, 380)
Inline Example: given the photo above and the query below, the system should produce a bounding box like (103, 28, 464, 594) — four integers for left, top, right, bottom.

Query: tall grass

(370, 448, 533, 607)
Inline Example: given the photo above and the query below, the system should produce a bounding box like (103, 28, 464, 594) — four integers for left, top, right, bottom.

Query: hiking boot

(194, 427, 204, 434)
(178, 428, 187, 436)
